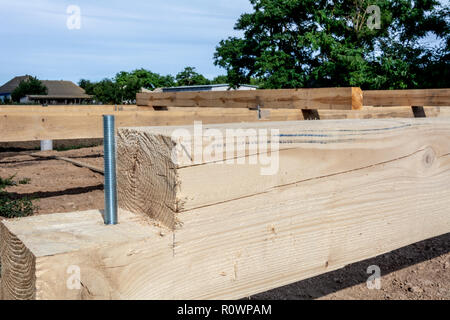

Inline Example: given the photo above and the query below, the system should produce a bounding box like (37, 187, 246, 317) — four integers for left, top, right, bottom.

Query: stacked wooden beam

(364, 89, 450, 107)
(2, 106, 450, 143)
(1, 118, 450, 299)
(1, 88, 450, 143)
(136, 87, 364, 110)
(137, 87, 450, 109)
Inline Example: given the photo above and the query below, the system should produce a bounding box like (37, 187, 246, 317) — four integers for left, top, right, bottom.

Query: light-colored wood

(117, 118, 450, 229)
(137, 87, 363, 110)
(321, 106, 444, 119)
(0, 110, 262, 142)
(364, 89, 450, 107)
(1, 106, 450, 143)
(0, 105, 142, 113)
(0, 223, 36, 300)
(1, 118, 450, 300)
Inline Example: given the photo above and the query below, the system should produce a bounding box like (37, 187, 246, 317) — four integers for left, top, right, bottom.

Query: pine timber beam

(364, 88, 450, 107)
(136, 87, 364, 110)
(0, 105, 143, 113)
(1, 107, 449, 143)
(1, 118, 450, 300)
(0, 110, 266, 142)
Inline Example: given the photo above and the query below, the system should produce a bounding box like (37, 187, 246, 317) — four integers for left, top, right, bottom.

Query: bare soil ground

(0, 146, 105, 215)
(0, 146, 448, 300)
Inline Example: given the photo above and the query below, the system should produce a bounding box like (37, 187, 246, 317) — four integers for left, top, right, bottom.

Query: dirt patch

(0, 146, 104, 214)
(0, 146, 448, 300)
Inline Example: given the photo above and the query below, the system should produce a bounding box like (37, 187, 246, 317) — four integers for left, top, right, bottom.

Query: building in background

(0, 76, 93, 104)
(144, 83, 258, 93)
(0, 75, 29, 102)
(22, 80, 93, 104)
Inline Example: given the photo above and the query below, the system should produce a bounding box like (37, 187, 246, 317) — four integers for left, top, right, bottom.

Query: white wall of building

(20, 96, 30, 103)
(210, 85, 257, 91)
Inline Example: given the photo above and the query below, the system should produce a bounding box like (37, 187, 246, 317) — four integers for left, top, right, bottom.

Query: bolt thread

(103, 115, 118, 225)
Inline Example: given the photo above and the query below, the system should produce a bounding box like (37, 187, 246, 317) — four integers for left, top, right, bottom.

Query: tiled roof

(39, 80, 91, 98)
(0, 76, 92, 98)
(0, 75, 31, 94)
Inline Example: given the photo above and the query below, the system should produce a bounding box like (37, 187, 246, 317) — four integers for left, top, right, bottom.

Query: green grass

(0, 175, 16, 188)
(18, 177, 31, 185)
(0, 175, 35, 218)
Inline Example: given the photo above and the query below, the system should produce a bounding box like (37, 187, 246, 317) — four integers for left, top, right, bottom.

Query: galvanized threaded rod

(103, 115, 118, 225)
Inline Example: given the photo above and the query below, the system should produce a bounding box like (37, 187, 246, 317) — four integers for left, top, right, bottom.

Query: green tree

(11, 77, 48, 102)
(93, 79, 122, 104)
(125, 68, 175, 89)
(78, 79, 96, 95)
(115, 69, 175, 101)
(211, 75, 229, 84)
(176, 67, 211, 86)
(214, 0, 449, 89)
(80, 69, 176, 104)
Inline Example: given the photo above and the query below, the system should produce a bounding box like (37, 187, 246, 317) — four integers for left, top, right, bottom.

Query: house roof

(0, 75, 31, 94)
(0, 76, 92, 99)
(38, 80, 92, 99)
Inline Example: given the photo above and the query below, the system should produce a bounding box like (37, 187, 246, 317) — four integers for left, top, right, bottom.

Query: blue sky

(1, 1, 448, 86)
(0, 0, 253, 84)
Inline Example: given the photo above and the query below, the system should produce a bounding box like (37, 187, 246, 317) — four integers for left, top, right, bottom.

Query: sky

(0, 0, 253, 85)
(1, 0, 448, 86)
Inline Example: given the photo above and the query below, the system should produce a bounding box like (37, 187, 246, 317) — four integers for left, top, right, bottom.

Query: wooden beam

(364, 89, 450, 107)
(1, 106, 448, 142)
(116, 118, 450, 229)
(2, 118, 449, 299)
(0, 105, 142, 113)
(0, 110, 263, 142)
(136, 87, 363, 110)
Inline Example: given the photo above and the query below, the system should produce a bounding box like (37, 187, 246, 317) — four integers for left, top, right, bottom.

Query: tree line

(78, 67, 237, 104)
(213, 0, 449, 89)
(2, 67, 235, 104)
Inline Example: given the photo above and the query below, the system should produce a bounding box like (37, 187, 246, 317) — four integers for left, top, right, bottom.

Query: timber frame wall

(0, 87, 449, 300)
(1, 118, 450, 299)
(0, 87, 449, 142)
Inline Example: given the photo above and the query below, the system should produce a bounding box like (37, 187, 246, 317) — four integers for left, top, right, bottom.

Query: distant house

(22, 80, 93, 105)
(149, 84, 258, 93)
(0, 75, 93, 104)
(0, 75, 29, 101)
